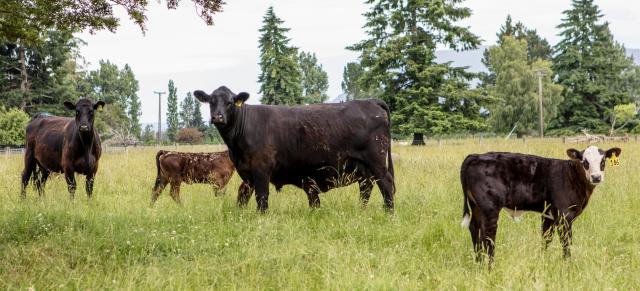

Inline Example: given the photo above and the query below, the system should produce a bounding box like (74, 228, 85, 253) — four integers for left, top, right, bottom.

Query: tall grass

(0, 140, 638, 289)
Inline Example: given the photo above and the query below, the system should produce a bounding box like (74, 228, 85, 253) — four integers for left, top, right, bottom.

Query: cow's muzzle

(591, 174, 602, 184)
(211, 114, 225, 125)
(79, 125, 90, 132)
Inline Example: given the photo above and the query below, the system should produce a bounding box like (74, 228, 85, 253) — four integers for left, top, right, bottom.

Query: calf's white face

(567, 146, 622, 185)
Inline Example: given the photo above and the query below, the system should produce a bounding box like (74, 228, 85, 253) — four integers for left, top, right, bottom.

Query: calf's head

(193, 86, 249, 126)
(567, 146, 622, 185)
(64, 99, 105, 132)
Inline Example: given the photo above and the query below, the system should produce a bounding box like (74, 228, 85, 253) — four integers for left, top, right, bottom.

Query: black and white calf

(460, 146, 622, 260)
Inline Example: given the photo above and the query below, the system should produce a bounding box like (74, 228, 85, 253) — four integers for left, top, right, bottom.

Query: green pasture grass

(0, 139, 638, 289)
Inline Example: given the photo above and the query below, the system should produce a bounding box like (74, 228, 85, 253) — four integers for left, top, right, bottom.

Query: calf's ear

(605, 147, 622, 158)
(193, 90, 210, 103)
(63, 101, 75, 111)
(567, 148, 583, 160)
(93, 101, 105, 111)
(234, 92, 250, 106)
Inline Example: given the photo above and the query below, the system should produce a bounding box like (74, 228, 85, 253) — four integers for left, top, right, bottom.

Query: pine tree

(192, 95, 205, 129)
(486, 36, 563, 136)
(179, 92, 195, 128)
(552, 0, 636, 132)
(121, 65, 141, 138)
(298, 51, 329, 104)
(166, 80, 179, 142)
(258, 6, 302, 105)
(349, 0, 485, 144)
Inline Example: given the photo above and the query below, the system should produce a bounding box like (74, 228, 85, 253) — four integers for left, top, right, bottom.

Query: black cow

(21, 99, 105, 199)
(194, 86, 395, 212)
(460, 146, 622, 261)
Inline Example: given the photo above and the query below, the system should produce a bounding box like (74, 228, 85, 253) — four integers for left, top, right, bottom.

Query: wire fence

(2, 135, 636, 156)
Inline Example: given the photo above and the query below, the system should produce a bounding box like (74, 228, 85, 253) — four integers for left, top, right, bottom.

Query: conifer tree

(258, 6, 302, 105)
(166, 80, 179, 142)
(349, 0, 485, 144)
(552, 0, 636, 131)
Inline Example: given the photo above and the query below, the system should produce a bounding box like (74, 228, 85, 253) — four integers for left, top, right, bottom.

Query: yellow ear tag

(97, 105, 103, 112)
(235, 100, 243, 107)
(609, 153, 619, 166)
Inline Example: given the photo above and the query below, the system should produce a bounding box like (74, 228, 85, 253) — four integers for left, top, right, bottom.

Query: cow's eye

(600, 159, 605, 169)
(582, 160, 589, 170)
(76, 110, 80, 115)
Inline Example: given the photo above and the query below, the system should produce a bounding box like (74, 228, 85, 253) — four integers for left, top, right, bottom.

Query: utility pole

(154, 91, 166, 144)
(535, 70, 546, 139)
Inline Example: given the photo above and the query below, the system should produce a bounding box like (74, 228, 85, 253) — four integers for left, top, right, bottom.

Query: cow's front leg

(558, 213, 575, 259)
(85, 172, 95, 198)
(253, 172, 270, 213)
(358, 177, 374, 207)
(541, 213, 555, 250)
(64, 168, 76, 199)
(237, 181, 254, 207)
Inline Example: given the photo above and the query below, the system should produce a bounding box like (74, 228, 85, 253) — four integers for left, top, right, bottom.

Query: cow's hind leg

(151, 176, 169, 205)
(169, 180, 183, 205)
(370, 166, 394, 211)
(482, 211, 500, 262)
(35, 167, 50, 197)
(237, 181, 254, 207)
(468, 205, 485, 262)
(302, 178, 321, 209)
(21, 150, 37, 199)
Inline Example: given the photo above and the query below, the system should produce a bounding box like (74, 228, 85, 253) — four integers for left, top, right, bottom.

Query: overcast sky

(77, 0, 640, 124)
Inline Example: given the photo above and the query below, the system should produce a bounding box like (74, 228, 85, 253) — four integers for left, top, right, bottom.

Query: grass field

(1, 139, 639, 289)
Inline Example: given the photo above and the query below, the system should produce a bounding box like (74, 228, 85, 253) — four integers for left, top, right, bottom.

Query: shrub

(175, 127, 203, 144)
(0, 106, 30, 146)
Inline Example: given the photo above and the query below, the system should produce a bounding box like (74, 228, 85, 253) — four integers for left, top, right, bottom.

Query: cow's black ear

(63, 101, 75, 111)
(605, 147, 622, 158)
(93, 101, 105, 111)
(193, 90, 210, 103)
(234, 92, 250, 106)
(567, 148, 583, 160)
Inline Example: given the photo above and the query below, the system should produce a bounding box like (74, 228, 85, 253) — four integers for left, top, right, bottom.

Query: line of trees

(339, 0, 640, 142)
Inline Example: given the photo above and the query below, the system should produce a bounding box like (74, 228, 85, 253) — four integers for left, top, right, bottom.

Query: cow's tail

(460, 156, 471, 228)
(375, 99, 394, 178)
(153, 150, 167, 190)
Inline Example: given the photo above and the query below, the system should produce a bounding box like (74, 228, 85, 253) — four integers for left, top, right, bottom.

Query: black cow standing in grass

(194, 86, 395, 212)
(21, 99, 105, 199)
(460, 146, 622, 261)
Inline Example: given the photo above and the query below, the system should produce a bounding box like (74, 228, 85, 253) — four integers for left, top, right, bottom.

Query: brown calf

(151, 150, 235, 205)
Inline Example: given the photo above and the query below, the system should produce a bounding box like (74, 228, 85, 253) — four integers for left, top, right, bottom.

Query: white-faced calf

(460, 146, 622, 261)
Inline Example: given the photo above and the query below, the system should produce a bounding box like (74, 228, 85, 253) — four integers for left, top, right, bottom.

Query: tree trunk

(411, 133, 425, 146)
(18, 42, 28, 110)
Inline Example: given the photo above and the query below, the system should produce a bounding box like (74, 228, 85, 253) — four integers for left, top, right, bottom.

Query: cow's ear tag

(609, 153, 620, 166)
(97, 104, 103, 112)
(235, 100, 243, 107)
